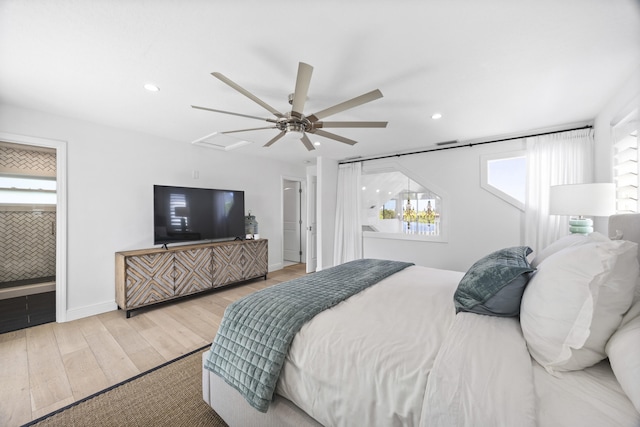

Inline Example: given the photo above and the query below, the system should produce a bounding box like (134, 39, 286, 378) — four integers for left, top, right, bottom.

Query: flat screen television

(153, 185, 245, 245)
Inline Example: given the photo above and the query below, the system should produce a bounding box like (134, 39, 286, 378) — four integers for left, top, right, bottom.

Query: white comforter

(275, 265, 536, 427)
(422, 312, 536, 427)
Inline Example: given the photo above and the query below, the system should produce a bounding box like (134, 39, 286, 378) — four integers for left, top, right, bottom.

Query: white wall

(361, 140, 525, 272)
(0, 104, 306, 320)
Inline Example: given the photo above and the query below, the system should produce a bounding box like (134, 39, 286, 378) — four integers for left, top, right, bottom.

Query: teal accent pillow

(454, 246, 535, 317)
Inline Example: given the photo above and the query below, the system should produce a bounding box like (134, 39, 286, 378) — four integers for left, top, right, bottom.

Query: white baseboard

(63, 300, 118, 322)
(269, 262, 284, 272)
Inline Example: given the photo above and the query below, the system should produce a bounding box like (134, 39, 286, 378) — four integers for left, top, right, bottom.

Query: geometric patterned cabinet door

(124, 252, 174, 308)
(212, 242, 245, 288)
(174, 248, 212, 296)
(242, 239, 268, 279)
(116, 239, 268, 318)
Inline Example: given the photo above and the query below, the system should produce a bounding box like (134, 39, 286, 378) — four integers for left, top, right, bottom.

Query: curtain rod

(338, 124, 593, 165)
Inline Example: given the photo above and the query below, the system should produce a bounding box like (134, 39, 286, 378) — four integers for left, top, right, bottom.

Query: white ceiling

(1, 0, 639, 165)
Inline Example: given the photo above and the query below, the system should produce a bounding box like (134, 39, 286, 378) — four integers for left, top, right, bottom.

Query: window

(613, 109, 639, 213)
(0, 176, 56, 205)
(481, 152, 526, 210)
(361, 168, 444, 240)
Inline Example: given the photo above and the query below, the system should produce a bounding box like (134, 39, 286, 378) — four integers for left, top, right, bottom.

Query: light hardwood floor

(0, 263, 307, 427)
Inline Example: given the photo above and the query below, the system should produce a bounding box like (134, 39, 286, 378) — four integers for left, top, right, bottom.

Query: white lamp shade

(549, 183, 616, 217)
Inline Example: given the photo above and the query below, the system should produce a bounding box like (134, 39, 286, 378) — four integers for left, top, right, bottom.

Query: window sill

(363, 231, 447, 243)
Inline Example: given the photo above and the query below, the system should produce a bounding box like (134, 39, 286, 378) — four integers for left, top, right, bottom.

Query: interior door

(306, 175, 317, 273)
(283, 180, 301, 263)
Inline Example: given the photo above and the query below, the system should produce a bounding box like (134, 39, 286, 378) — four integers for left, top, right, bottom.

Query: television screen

(153, 185, 245, 245)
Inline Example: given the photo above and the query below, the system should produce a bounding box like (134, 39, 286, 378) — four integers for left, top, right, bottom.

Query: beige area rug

(23, 345, 228, 427)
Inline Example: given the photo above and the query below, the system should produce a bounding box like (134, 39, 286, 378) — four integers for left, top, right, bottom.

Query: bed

(202, 214, 640, 426)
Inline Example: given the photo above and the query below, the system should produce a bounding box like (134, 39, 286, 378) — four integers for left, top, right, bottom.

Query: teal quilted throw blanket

(204, 258, 414, 412)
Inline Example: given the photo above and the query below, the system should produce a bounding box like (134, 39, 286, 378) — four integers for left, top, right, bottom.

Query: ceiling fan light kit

(191, 62, 388, 151)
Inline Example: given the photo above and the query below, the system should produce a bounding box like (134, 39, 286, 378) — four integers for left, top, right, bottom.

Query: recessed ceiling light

(431, 112, 442, 120)
(362, 186, 366, 190)
(313, 141, 321, 146)
(144, 83, 160, 92)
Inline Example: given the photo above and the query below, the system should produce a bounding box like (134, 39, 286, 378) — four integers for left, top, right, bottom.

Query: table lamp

(549, 183, 616, 234)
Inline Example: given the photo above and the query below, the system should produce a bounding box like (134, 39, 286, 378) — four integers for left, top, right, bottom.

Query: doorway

(282, 178, 302, 267)
(0, 132, 67, 326)
(0, 141, 57, 332)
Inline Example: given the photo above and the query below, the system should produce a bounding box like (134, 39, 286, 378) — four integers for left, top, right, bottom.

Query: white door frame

(281, 175, 306, 267)
(306, 174, 317, 273)
(0, 131, 68, 322)
(282, 178, 302, 263)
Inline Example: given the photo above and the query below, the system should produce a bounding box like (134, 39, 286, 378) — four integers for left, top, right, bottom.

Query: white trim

(0, 131, 68, 322)
(270, 261, 284, 272)
(610, 95, 639, 127)
(65, 300, 117, 322)
(362, 231, 447, 243)
(281, 174, 306, 268)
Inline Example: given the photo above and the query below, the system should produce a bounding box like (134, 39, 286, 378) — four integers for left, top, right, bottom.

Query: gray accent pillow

(454, 246, 535, 317)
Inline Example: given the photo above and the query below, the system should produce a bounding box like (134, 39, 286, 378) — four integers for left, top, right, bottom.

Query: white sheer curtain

(524, 128, 594, 254)
(334, 162, 363, 265)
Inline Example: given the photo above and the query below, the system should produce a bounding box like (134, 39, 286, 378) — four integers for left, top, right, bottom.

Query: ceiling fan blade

(211, 72, 284, 118)
(308, 129, 358, 146)
(191, 105, 277, 123)
(222, 126, 276, 134)
(300, 133, 316, 151)
(313, 121, 388, 129)
(291, 62, 313, 117)
(263, 131, 287, 147)
(307, 89, 383, 122)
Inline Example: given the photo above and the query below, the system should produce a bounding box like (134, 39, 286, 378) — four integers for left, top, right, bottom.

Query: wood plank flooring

(0, 263, 307, 427)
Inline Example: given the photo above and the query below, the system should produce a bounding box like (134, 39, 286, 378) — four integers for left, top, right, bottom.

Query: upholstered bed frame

(202, 213, 640, 427)
(202, 368, 321, 427)
(609, 213, 640, 264)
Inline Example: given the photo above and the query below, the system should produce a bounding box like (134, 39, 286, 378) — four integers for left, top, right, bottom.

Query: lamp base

(569, 217, 593, 235)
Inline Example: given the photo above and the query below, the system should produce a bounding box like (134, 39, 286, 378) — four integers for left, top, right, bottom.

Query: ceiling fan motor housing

(276, 114, 311, 133)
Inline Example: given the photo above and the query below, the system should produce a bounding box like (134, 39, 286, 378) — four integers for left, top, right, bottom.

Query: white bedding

(276, 266, 461, 426)
(533, 360, 640, 427)
(422, 312, 536, 427)
(274, 265, 640, 427)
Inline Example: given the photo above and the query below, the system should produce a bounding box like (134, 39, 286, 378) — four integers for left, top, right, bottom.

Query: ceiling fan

(191, 62, 387, 151)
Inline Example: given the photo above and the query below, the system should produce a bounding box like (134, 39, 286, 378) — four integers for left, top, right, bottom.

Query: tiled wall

(0, 143, 57, 283)
(0, 144, 56, 175)
(0, 210, 56, 282)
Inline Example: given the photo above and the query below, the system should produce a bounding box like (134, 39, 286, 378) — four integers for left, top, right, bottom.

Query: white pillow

(520, 238, 639, 373)
(531, 232, 609, 268)
(606, 296, 640, 413)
